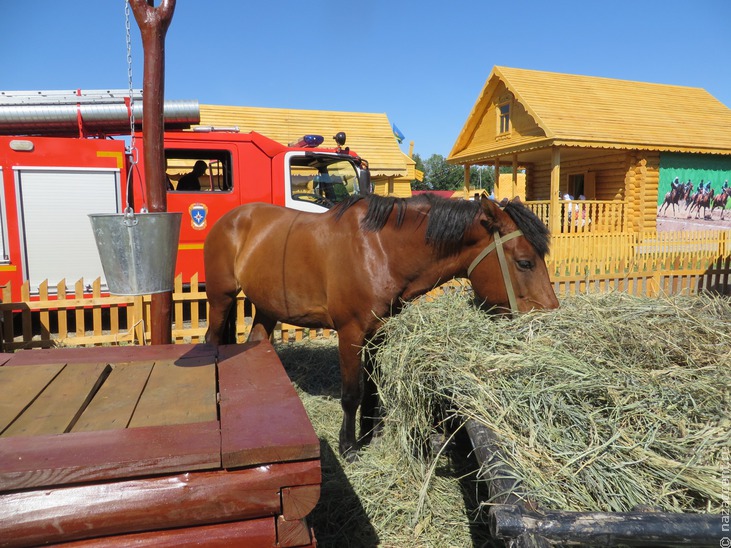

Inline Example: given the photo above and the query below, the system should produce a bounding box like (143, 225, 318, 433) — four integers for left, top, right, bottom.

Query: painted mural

(657, 153, 731, 223)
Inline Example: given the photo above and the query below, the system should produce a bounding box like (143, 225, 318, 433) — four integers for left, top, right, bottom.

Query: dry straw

(277, 338, 487, 547)
(371, 291, 730, 514)
(278, 292, 730, 546)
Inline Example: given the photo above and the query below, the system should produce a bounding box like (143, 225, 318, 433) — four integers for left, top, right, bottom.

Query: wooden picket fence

(0, 233, 729, 351)
(547, 229, 731, 297)
(0, 273, 336, 352)
(550, 254, 731, 298)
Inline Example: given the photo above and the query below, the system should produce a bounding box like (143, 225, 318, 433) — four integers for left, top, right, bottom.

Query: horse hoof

(340, 444, 360, 463)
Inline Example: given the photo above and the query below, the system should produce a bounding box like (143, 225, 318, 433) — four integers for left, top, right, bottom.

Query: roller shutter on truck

(14, 167, 121, 293)
(0, 167, 8, 263)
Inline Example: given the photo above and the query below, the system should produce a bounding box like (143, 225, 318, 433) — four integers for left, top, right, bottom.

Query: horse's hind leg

(205, 287, 238, 346)
(249, 309, 277, 342)
(204, 253, 240, 346)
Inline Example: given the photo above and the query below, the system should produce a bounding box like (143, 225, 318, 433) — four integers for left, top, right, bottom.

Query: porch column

(549, 146, 561, 234)
(494, 157, 501, 199)
(464, 164, 471, 199)
(512, 154, 519, 198)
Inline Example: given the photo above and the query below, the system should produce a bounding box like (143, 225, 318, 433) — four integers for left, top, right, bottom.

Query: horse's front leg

(359, 331, 384, 447)
(337, 327, 365, 461)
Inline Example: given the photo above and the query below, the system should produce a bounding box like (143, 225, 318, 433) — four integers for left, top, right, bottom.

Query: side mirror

(358, 165, 372, 195)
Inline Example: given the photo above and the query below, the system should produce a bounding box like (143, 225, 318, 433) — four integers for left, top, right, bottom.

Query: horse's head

(466, 195, 559, 314)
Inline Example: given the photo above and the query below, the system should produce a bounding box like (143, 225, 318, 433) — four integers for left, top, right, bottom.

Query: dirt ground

(656, 205, 731, 232)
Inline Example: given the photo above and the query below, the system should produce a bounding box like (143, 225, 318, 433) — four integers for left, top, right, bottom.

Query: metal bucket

(89, 211, 182, 295)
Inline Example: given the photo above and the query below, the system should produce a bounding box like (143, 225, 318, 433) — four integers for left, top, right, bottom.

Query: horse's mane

(502, 200, 551, 257)
(333, 194, 550, 257)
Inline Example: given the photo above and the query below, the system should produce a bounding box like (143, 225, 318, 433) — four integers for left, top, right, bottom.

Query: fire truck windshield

(288, 154, 359, 209)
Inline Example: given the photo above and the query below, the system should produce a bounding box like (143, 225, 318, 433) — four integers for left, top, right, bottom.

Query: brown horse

(711, 187, 731, 220)
(204, 193, 559, 458)
(688, 188, 715, 219)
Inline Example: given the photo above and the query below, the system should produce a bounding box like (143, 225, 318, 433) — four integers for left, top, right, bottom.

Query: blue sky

(3, 1, 730, 158)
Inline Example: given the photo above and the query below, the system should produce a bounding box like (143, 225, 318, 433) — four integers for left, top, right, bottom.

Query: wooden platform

(0, 340, 321, 547)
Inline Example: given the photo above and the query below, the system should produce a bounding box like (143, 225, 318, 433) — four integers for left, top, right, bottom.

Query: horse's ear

(480, 194, 503, 231)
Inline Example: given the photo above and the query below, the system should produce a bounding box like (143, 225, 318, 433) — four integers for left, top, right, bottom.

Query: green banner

(658, 152, 731, 216)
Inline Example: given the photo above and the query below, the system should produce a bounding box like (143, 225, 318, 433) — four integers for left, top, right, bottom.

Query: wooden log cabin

(448, 66, 731, 238)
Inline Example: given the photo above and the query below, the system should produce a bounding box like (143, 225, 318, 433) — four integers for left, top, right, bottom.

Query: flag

(392, 123, 405, 144)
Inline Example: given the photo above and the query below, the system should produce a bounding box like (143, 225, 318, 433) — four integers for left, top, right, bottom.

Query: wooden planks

(129, 356, 217, 428)
(71, 361, 155, 432)
(0, 363, 64, 433)
(0, 342, 322, 546)
(218, 341, 320, 469)
(2, 362, 110, 437)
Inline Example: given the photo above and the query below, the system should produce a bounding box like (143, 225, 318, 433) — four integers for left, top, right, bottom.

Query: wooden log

(276, 516, 314, 547)
(46, 517, 278, 547)
(0, 460, 320, 547)
(281, 484, 321, 520)
(490, 504, 724, 547)
(0, 421, 221, 491)
(465, 419, 524, 505)
(465, 419, 552, 548)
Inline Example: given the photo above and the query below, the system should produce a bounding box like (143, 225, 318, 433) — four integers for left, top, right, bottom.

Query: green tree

(410, 153, 430, 191)
(469, 165, 495, 195)
(422, 154, 464, 190)
(410, 153, 496, 195)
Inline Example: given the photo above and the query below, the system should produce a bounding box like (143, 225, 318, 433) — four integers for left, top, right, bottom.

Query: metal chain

(123, 0, 139, 214)
(124, 0, 136, 156)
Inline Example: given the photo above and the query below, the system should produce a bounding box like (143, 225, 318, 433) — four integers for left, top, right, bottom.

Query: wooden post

(494, 157, 501, 199)
(512, 154, 519, 198)
(463, 164, 471, 199)
(129, 0, 176, 345)
(549, 146, 561, 234)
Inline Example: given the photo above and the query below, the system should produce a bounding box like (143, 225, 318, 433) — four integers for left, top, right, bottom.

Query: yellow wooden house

(198, 105, 413, 197)
(448, 66, 731, 236)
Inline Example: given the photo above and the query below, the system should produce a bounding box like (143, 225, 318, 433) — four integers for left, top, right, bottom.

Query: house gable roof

(199, 104, 408, 177)
(449, 66, 731, 163)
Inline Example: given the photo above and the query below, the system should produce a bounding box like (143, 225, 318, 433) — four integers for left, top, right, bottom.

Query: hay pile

(277, 339, 488, 547)
(371, 291, 731, 514)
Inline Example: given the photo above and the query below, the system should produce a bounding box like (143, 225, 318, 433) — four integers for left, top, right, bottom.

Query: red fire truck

(0, 90, 370, 300)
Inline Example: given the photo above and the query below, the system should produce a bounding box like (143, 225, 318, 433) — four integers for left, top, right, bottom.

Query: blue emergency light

(288, 135, 324, 148)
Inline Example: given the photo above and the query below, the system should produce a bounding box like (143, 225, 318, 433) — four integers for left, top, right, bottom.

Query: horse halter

(466, 230, 523, 313)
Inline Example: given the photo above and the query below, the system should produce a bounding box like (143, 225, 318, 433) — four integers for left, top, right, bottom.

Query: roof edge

(448, 137, 731, 165)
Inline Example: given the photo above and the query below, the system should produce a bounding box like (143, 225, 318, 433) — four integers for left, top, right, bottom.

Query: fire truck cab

(159, 128, 369, 281)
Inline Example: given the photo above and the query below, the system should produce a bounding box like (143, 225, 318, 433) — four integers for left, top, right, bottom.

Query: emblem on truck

(188, 203, 208, 230)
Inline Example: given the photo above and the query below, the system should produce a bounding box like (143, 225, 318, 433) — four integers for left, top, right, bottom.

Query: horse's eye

(517, 260, 533, 270)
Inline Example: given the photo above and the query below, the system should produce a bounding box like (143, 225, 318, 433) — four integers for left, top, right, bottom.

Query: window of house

(498, 102, 511, 134)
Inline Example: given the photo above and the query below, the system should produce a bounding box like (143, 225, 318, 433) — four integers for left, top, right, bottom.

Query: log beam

(490, 504, 724, 547)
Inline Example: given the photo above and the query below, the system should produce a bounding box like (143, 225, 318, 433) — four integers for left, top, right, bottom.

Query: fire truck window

(165, 150, 232, 192)
(289, 157, 356, 205)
